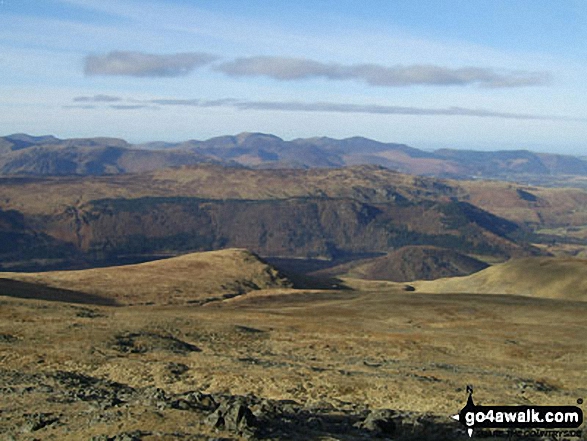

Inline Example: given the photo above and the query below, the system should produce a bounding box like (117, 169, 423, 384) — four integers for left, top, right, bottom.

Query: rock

(234, 325, 265, 334)
(355, 409, 397, 436)
(166, 362, 189, 376)
(137, 386, 170, 410)
(176, 391, 217, 410)
(50, 371, 135, 409)
(113, 431, 145, 441)
(112, 332, 201, 355)
(75, 307, 105, 318)
(277, 399, 300, 415)
(21, 412, 59, 432)
(306, 416, 324, 430)
(90, 432, 147, 441)
(0, 333, 18, 343)
(206, 400, 258, 436)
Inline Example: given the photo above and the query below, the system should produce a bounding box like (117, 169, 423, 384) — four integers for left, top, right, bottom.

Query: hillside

(413, 256, 587, 302)
(0, 167, 542, 270)
(1, 163, 582, 271)
(313, 246, 489, 282)
(0, 249, 292, 305)
(3, 162, 587, 272)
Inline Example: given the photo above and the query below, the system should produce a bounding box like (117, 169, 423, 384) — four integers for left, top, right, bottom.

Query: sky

(1, 0, 586, 153)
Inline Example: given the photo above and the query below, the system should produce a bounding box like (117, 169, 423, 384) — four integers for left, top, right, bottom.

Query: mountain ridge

(1, 132, 586, 184)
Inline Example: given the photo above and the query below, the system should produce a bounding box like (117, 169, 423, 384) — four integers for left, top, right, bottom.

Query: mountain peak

(235, 132, 284, 143)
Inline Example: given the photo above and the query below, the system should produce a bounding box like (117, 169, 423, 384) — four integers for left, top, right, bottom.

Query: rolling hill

(0, 248, 292, 305)
(413, 256, 587, 302)
(312, 245, 489, 282)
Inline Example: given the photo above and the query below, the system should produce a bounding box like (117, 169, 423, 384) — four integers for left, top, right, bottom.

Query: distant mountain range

(1, 132, 586, 184)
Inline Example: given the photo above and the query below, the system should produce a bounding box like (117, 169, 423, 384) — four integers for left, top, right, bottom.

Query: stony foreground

(1, 287, 585, 440)
(1, 367, 468, 440)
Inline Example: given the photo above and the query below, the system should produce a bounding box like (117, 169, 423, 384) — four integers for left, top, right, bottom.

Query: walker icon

(451, 386, 583, 438)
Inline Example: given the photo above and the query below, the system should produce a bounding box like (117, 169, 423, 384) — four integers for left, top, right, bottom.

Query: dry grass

(0, 286, 585, 439)
(0, 248, 290, 305)
(0, 248, 585, 439)
(413, 256, 587, 301)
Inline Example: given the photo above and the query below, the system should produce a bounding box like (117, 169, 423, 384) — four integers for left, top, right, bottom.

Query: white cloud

(84, 51, 218, 77)
(216, 56, 551, 88)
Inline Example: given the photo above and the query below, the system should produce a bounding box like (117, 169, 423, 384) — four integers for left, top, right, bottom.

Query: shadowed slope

(0, 278, 118, 305)
(313, 246, 489, 282)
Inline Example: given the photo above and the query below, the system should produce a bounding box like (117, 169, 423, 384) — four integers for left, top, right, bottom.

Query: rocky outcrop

(0, 368, 469, 440)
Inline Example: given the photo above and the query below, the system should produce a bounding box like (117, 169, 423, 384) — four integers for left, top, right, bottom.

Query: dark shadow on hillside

(266, 264, 348, 291)
(266, 254, 383, 274)
(0, 278, 119, 306)
(266, 255, 384, 290)
(281, 271, 349, 290)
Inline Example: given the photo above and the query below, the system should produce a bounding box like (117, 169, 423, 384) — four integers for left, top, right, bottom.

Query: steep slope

(0, 208, 80, 270)
(313, 246, 489, 282)
(0, 249, 292, 305)
(0, 165, 548, 270)
(38, 196, 538, 266)
(413, 257, 587, 301)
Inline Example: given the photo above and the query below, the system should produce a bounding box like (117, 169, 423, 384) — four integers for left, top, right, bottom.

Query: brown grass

(413, 256, 587, 301)
(0, 248, 290, 305)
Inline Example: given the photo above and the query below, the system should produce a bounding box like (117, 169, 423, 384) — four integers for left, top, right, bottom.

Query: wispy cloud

(74, 94, 123, 102)
(215, 56, 550, 88)
(144, 97, 564, 119)
(148, 98, 238, 107)
(84, 51, 218, 77)
(63, 105, 97, 109)
(110, 104, 152, 110)
(67, 96, 576, 121)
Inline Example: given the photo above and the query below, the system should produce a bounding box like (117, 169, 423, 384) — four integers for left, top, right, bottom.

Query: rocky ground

(1, 287, 585, 440)
(0, 367, 465, 440)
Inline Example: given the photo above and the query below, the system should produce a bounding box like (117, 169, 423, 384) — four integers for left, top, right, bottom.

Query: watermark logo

(452, 386, 583, 438)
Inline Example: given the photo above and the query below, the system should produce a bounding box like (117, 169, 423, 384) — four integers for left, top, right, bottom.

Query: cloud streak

(73, 94, 122, 102)
(215, 56, 550, 88)
(84, 51, 218, 77)
(68, 96, 575, 121)
(186, 99, 572, 120)
(224, 100, 555, 119)
(110, 104, 153, 110)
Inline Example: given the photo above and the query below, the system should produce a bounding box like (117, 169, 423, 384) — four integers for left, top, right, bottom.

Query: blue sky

(1, 0, 586, 152)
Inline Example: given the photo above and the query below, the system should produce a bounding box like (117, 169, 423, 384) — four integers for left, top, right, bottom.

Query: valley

(1, 139, 586, 440)
(1, 251, 585, 440)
